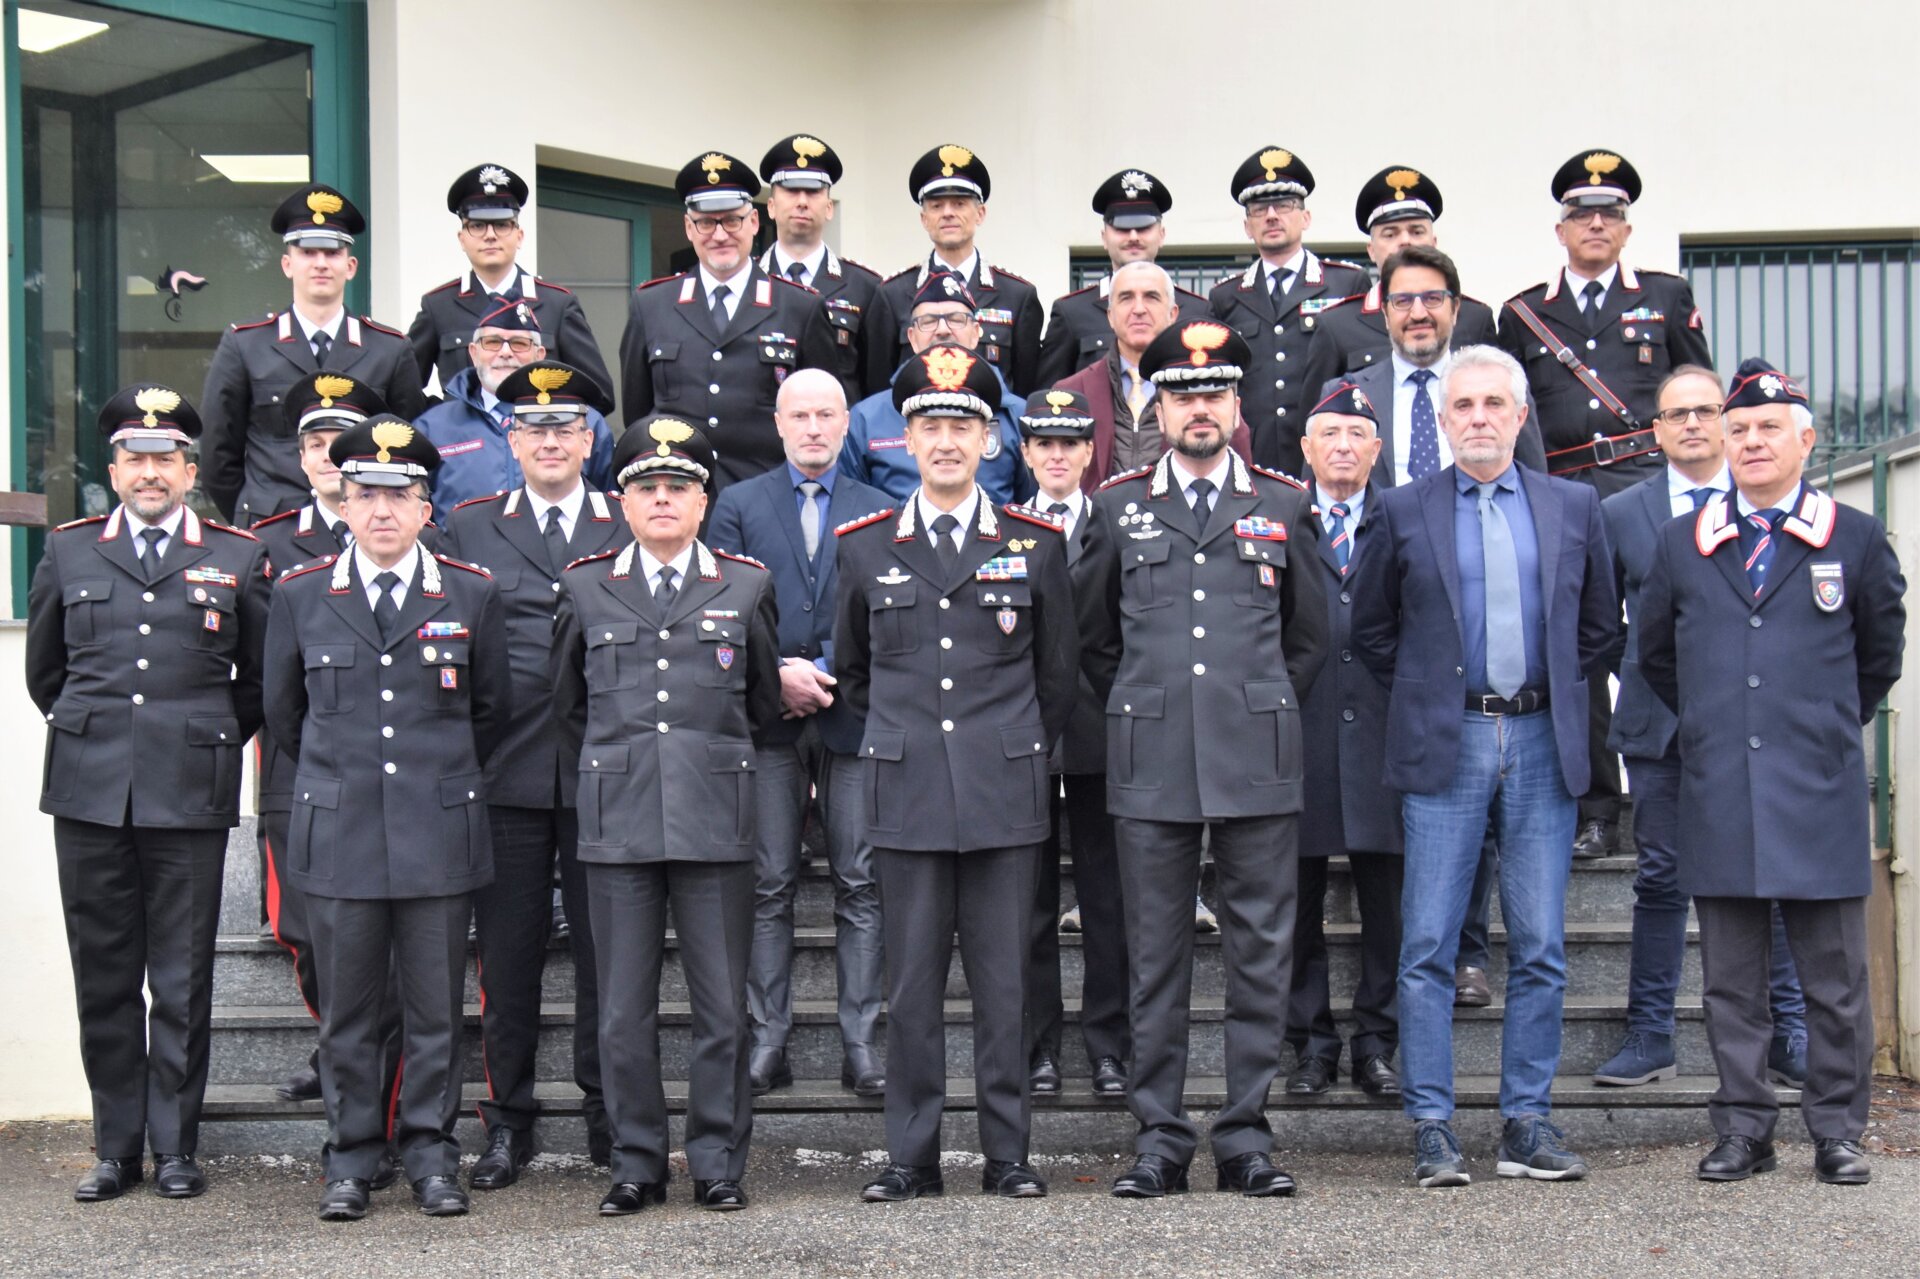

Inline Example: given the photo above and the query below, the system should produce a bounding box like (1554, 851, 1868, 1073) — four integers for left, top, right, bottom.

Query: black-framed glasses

(1246, 197, 1304, 217)
(689, 213, 750, 235)
(1385, 289, 1455, 313)
(472, 334, 541, 354)
(1655, 404, 1723, 426)
(906, 311, 978, 333)
(462, 219, 519, 236)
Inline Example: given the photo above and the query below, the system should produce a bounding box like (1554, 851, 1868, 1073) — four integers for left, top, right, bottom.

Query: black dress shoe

(1697, 1134, 1777, 1181)
(1815, 1139, 1871, 1185)
(748, 1045, 792, 1095)
(586, 1114, 613, 1168)
(1092, 1055, 1128, 1097)
(1028, 1052, 1062, 1096)
(74, 1157, 142, 1202)
(842, 1043, 886, 1097)
(550, 887, 570, 942)
(370, 1147, 399, 1191)
(1572, 818, 1615, 860)
(276, 1063, 322, 1102)
(1112, 1153, 1189, 1198)
(694, 1178, 748, 1210)
(600, 1181, 667, 1215)
(1354, 1053, 1403, 1097)
(1286, 1056, 1336, 1095)
(470, 1125, 532, 1191)
(981, 1160, 1047, 1197)
(412, 1174, 470, 1216)
(152, 1154, 207, 1199)
(1216, 1151, 1296, 1197)
(861, 1162, 943, 1202)
(318, 1178, 370, 1221)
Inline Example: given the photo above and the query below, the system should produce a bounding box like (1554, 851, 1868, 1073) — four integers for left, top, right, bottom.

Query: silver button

(657, 658, 669, 670)
(1276, 352, 1287, 362)
(711, 350, 723, 362)
(940, 637, 952, 650)
(1122, 704, 1132, 713)
(384, 762, 397, 774)
(136, 658, 149, 670)
(380, 654, 393, 666)
(1273, 324, 1284, 335)
(1588, 398, 1601, 410)
(660, 629, 671, 639)
(552, 582, 561, 592)
(131, 693, 144, 705)
(1275, 379, 1285, 389)
(1586, 339, 1597, 351)
(1034, 743, 1042, 751)
(703, 620, 716, 631)
(142, 591, 155, 603)
(1748, 736, 1762, 750)
(1747, 675, 1761, 688)
(591, 759, 599, 768)
(938, 598, 950, 610)
(709, 417, 719, 427)
(302, 792, 310, 801)
(1193, 663, 1206, 676)
(941, 678, 953, 690)
(1193, 589, 1205, 601)
(1749, 616, 1762, 629)
(468, 790, 476, 800)
(321, 654, 331, 664)
(382, 726, 393, 738)
(708, 382, 721, 394)
(884, 596, 893, 606)
(1193, 626, 1206, 639)
(381, 689, 394, 702)
(657, 722, 669, 733)
(1276, 408, 1287, 418)
(138, 624, 151, 635)
(657, 690, 670, 702)
(1194, 553, 1206, 564)
(603, 631, 613, 641)
(941, 719, 954, 732)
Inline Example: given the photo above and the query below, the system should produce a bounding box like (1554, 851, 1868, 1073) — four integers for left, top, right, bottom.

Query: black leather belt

(1467, 689, 1548, 715)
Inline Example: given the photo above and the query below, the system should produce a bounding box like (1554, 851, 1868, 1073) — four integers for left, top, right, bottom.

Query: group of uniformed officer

(29, 134, 1906, 1215)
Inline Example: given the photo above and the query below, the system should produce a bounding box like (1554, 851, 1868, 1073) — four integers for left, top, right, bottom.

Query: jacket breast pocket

(695, 617, 747, 689)
(182, 582, 238, 653)
(303, 644, 357, 715)
(577, 742, 628, 846)
(757, 339, 798, 404)
(1235, 537, 1287, 607)
(420, 638, 471, 711)
(1243, 678, 1300, 788)
(865, 583, 919, 655)
(860, 727, 907, 834)
(1107, 683, 1164, 789)
(183, 714, 243, 816)
(1078, 334, 1110, 364)
(647, 340, 681, 401)
(977, 581, 1030, 654)
(62, 579, 112, 649)
(249, 380, 292, 437)
(440, 332, 470, 354)
(1120, 538, 1172, 613)
(827, 301, 862, 349)
(707, 741, 756, 847)
(440, 770, 486, 871)
(291, 773, 341, 878)
(585, 620, 642, 691)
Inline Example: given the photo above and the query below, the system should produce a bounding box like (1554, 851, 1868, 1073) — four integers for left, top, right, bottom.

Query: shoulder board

(358, 315, 404, 337)
(1461, 292, 1489, 307)
(714, 549, 768, 570)
(636, 273, 684, 291)
(452, 490, 507, 512)
(1212, 270, 1243, 290)
(204, 520, 259, 541)
(565, 548, 620, 571)
(839, 256, 882, 280)
(835, 508, 895, 536)
(1003, 504, 1065, 532)
(989, 265, 1031, 285)
(422, 278, 461, 298)
(249, 508, 298, 531)
(277, 556, 337, 583)
(882, 265, 918, 284)
(1633, 267, 1682, 280)
(1251, 464, 1308, 490)
(767, 273, 818, 295)
(1098, 465, 1154, 491)
(1326, 291, 1365, 309)
(229, 313, 277, 333)
(530, 275, 574, 294)
(433, 553, 491, 579)
(1505, 282, 1551, 305)
(1059, 283, 1099, 301)
(52, 514, 108, 532)
(1326, 259, 1373, 276)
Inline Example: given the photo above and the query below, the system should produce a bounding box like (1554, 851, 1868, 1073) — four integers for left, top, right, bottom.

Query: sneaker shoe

(1592, 1029, 1677, 1086)
(1193, 896, 1218, 933)
(1767, 1032, 1808, 1089)
(1058, 905, 1082, 933)
(1496, 1116, 1588, 1181)
(1412, 1120, 1470, 1188)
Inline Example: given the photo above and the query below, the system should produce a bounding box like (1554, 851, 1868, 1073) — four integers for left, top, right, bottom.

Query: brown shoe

(1454, 966, 1492, 1007)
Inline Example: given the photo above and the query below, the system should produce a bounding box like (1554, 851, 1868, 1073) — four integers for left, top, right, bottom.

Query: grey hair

(1110, 259, 1175, 303)
(1444, 344, 1529, 409)
(776, 366, 847, 412)
(1790, 403, 1814, 432)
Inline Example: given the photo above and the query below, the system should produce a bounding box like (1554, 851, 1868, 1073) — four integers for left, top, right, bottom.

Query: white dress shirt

(699, 265, 752, 324)
(1264, 247, 1307, 295)
(932, 248, 979, 285)
(771, 244, 827, 290)
(123, 505, 187, 560)
(1167, 451, 1232, 514)
(1563, 263, 1620, 313)
(1389, 349, 1454, 486)
(1036, 488, 1086, 542)
(1665, 463, 1732, 519)
(355, 543, 421, 610)
(1314, 483, 1365, 528)
(525, 482, 587, 541)
(915, 486, 982, 551)
(293, 307, 345, 359)
(636, 542, 697, 595)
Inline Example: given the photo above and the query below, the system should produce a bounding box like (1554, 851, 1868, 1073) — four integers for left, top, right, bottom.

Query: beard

(1171, 420, 1228, 460)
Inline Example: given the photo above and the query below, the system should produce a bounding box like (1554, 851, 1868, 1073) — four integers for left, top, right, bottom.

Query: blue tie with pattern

(1743, 510, 1780, 597)
(1407, 368, 1441, 480)
(1327, 503, 1351, 574)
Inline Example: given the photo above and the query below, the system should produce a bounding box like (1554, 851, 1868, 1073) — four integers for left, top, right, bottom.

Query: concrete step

(207, 996, 1725, 1088)
(214, 919, 1700, 1008)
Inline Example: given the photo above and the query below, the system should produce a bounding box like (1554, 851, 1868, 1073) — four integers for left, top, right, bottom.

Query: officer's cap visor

(282, 230, 353, 250)
(686, 190, 751, 214)
(459, 200, 520, 220)
(512, 407, 586, 427)
(112, 429, 192, 455)
(770, 171, 830, 191)
(341, 462, 423, 488)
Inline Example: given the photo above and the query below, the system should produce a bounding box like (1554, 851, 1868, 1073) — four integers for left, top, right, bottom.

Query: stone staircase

(198, 809, 1793, 1157)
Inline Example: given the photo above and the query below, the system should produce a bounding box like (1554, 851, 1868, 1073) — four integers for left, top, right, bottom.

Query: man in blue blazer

(1639, 359, 1905, 1185)
(1352, 345, 1616, 1189)
(706, 369, 892, 1099)
(1593, 365, 1805, 1091)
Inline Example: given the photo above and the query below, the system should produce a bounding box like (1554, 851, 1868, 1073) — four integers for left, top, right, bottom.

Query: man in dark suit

(864, 145, 1045, 395)
(406, 163, 610, 398)
(757, 134, 881, 400)
(1015, 388, 1129, 1101)
(616, 151, 836, 492)
(200, 184, 427, 526)
(1496, 150, 1715, 862)
(835, 347, 1079, 1203)
(1035, 169, 1211, 388)
(28, 387, 269, 1202)
(1285, 384, 1402, 1100)
(438, 361, 632, 1187)
(1078, 321, 1328, 1200)
(1294, 167, 1498, 394)
(706, 368, 891, 1100)
(263, 416, 512, 1221)
(1639, 359, 1905, 1185)
(551, 418, 782, 1215)
(1352, 345, 1616, 1189)
(1208, 145, 1371, 476)
(1593, 365, 1806, 1090)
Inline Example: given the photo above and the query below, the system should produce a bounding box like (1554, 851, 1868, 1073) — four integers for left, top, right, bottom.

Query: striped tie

(1328, 503, 1351, 574)
(1743, 511, 1778, 597)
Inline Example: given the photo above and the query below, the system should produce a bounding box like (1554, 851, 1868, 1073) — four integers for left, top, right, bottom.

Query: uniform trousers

(876, 844, 1038, 1166)
(474, 804, 602, 1134)
(306, 892, 470, 1183)
(588, 860, 754, 1186)
(1117, 814, 1295, 1165)
(1028, 773, 1130, 1067)
(1289, 852, 1402, 1067)
(54, 817, 226, 1159)
(1697, 895, 1873, 1142)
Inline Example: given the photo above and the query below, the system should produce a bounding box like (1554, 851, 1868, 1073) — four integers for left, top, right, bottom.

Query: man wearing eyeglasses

(1496, 150, 1713, 862)
(840, 270, 1036, 505)
(617, 151, 836, 494)
(438, 361, 632, 1189)
(407, 164, 611, 401)
(414, 298, 616, 509)
(1207, 146, 1371, 479)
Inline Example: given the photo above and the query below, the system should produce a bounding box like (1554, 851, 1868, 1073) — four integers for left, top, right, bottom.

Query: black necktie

(710, 284, 731, 319)
(1270, 269, 1293, 301)
(1047, 500, 1072, 539)
(654, 566, 678, 607)
(138, 526, 166, 572)
(543, 506, 568, 572)
(1189, 477, 1215, 517)
(372, 570, 401, 640)
(1581, 280, 1605, 315)
(312, 329, 332, 368)
(786, 260, 807, 287)
(931, 512, 960, 574)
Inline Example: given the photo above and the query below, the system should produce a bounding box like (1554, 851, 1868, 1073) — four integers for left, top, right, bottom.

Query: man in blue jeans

(1353, 345, 1616, 1187)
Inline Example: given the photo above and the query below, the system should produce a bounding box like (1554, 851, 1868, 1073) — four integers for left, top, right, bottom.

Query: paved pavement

(2, 1120, 1916, 1278)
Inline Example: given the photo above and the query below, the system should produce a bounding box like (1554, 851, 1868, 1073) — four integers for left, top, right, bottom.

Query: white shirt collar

(314, 500, 347, 531)
(1167, 450, 1232, 497)
(1265, 247, 1308, 282)
(292, 307, 345, 342)
(933, 248, 979, 283)
(123, 504, 187, 539)
(772, 242, 827, 286)
(524, 481, 586, 530)
(1315, 484, 1364, 522)
(354, 543, 421, 601)
(1037, 487, 1084, 526)
(1667, 464, 1731, 500)
(1736, 483, 1802, 518)
(1563, 263, 1620, 301)
(636, 541, 696, 588)
(1392, 347, 1450, 384)
(914, 486, 982, 545)
(699, 263, 753, 315)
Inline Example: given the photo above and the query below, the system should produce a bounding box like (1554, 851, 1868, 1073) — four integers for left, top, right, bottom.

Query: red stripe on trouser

(475, 951, 499, 1125)
(386, 1054, 405, 1141)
